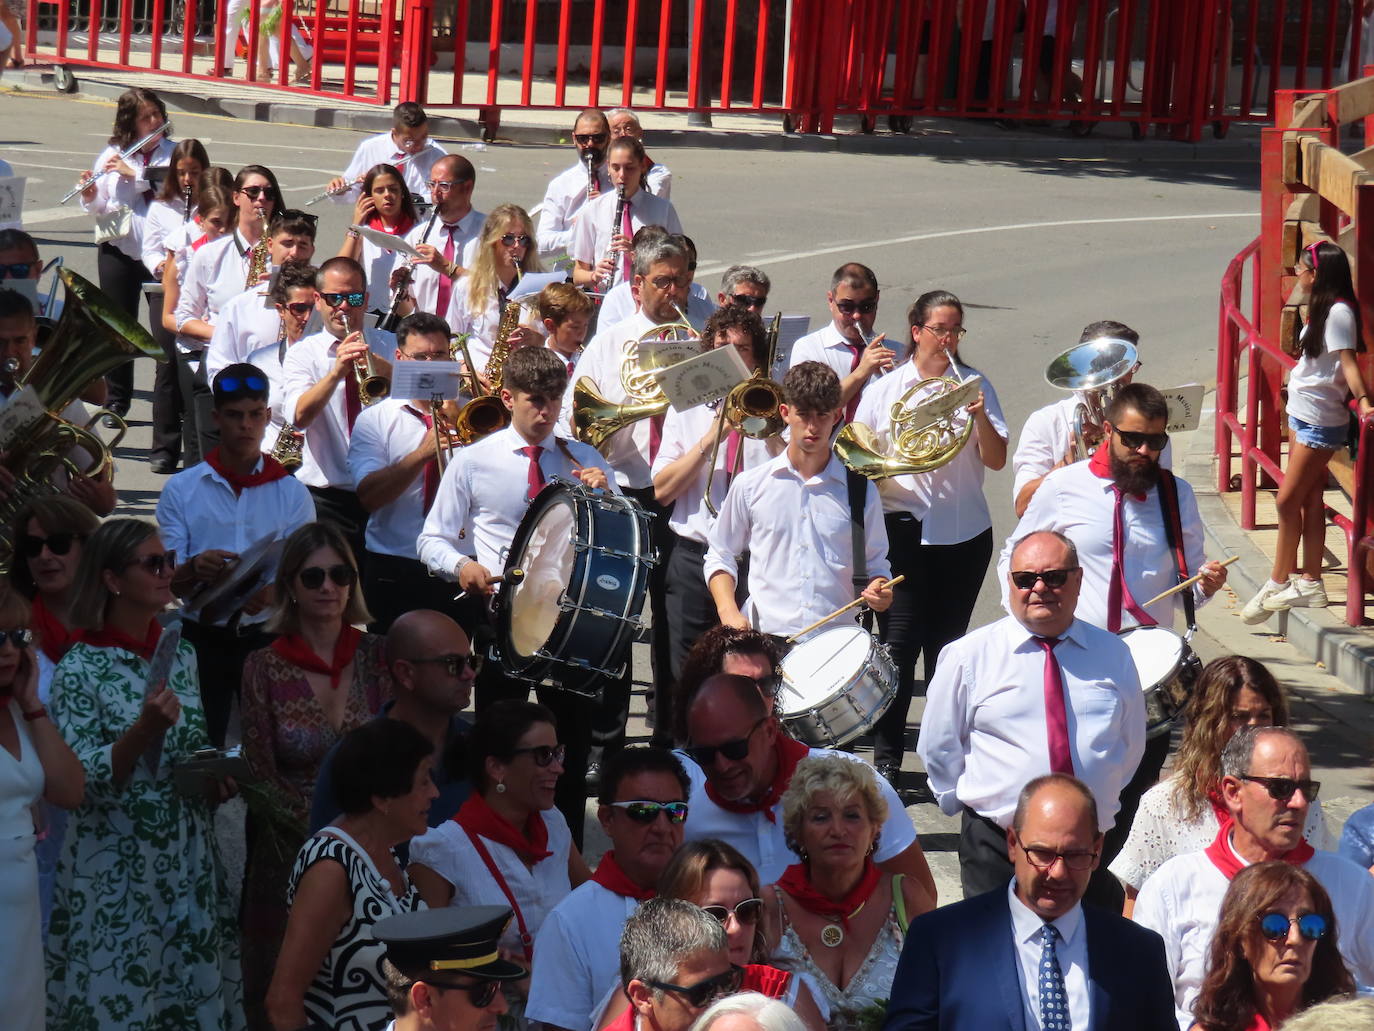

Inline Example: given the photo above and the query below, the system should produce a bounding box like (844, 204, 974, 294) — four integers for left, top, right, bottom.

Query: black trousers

(625, 485, 674, 746)
(874, 518, 993, 767)
(96, 243, 146, 415)
(664, 538, 719, 685)
(145, 287, 184, 466)
(1102, 731, 1173, 866)
(175, 350, 208, 467)
(307, 486, 369, 581)
(183, 619, 275, 748)
(363, 550, 466, 633)
(188, 351, 218, 458)
(960, 806, 1125, 912)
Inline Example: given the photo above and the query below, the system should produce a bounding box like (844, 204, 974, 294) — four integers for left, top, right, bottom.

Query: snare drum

(1117, 625, 1202, 737)
(777, 625, 898, 747)
(493, 478, 654, 692)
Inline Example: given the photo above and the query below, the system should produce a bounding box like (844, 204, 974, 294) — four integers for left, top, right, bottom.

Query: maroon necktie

(522, 444, 544, 500)
(724, 428, 743, 486)
(407, 406, 439, 511)
(1035, 637, 1074, 775)
(435, 224, 457, 316)
(844, 340, 863, 422)
(1106, 485, 1157, 633)
(620, 199, 634, 281)
(343, 357, 362, 432)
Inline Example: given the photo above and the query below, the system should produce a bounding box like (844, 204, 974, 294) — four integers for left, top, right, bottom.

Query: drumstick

(453, 567, 525, 600)
(1139, 556, 1239, 608)
(785, 575, 906, 644)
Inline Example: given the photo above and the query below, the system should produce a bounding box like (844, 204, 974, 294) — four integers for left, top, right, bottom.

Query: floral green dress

(45, 638, 245, 1030)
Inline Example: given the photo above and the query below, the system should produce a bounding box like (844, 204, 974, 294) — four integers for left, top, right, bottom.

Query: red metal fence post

(399, 0, 433, 104)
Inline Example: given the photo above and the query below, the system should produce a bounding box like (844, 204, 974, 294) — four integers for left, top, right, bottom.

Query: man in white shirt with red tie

(327, 101, 448, 201)
(395, 155, 483, 319)
(537, 109, 613, 264)
(348, 311, 455, 632)
(919, 529, 1146, 910)
(787, 262, 894, 422)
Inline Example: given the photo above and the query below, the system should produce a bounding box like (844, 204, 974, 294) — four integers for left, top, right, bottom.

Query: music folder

(654, 346, 753, 412)
(390, 360, 466, 401)
(1160, 384, 1206, 433)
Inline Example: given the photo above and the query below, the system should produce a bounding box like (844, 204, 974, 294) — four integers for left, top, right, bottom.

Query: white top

(347, 397, 433, 560)
(852, 358, 1007, 545)
(678, 746, 916, 884)
(357, 220, 418, 313)
(155, 456, 316, 625)
(1288, 301, 1357, 427)
(445, 278, 543, 374)
(999, 460, 1210, 632)
(643, 162, 672, 200)
(407, 809, 573, 955)
(651, 403, 773, 545)
(140, 195, 192, 276)
(404, 211, 484, 316)
(174, 231, 256, 350)
(1008, 883, 1090, 1031)
(246, 337, 296, 443)
(417, 425, 616, 578)
(703, 451, 890, 638)
(568, 189, 685, 272)
(0, 698, 43, 844)
(164, 220, 200, 289)
(788, 322, 889, 401)
(1108, 775, 1335, 890)
(557, 308, 705, 490)
(281, 328, 397, 489)
(1134, 844, 1374, 1029)
(79, 138, 175, 259)
(537, 160, 613, 260)
(597, 279, 715, 330)
(916, 614, 1145, 831)
(205, 287, 287, 381)
(525, 879, 641, 1031)
(338, 131, 448, 199)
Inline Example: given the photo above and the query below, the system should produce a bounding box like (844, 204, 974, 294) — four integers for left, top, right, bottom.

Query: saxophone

(270, 422, 305, 472)
(485, 298, 522, 395)
(244, 209, 270, 289)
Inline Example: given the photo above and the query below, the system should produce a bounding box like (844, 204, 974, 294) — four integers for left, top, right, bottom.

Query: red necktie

(1106, 485, 1156, 633)
(649, 415, 664, 464)
(724, 428, 743, 486)
(1035, 637, 1074, 775)
(620, 199, 633, 281)
(567, 359, 576, 376)
(407, 406, 440, 512)
(435, 224, 457, 316)
(522, 444, 544, 500)
(844, 341, 863, 422)
(343, 348, 362, 431)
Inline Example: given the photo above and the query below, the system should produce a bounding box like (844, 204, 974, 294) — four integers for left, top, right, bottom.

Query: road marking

(22, 206, 90, 225)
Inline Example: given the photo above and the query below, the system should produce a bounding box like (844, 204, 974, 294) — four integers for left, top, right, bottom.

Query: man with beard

(537, 108, 613, 263)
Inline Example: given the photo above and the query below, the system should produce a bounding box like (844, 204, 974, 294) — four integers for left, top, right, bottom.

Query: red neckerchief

(32, 595, 78, 664)
(204, 447, 291, 496)
(192, 232, 212, 251)
(452, 792, 553, 864)
(1206, 787, 1230, 825)
(1242, 1014, 1273, 1031)
(775, 858, 882, 928)
(742, 964, 792, 1000)
(78, 618, 163, 661)
(269, 626, 363, 690)
(1088, 440, 1146, 502)
(605, 1003, 636, 1031)
(703, 733, 809, 822)
(591, 850, 655, 901)
(1204, 817, 1315, 880)
(366, 213, 416, 239)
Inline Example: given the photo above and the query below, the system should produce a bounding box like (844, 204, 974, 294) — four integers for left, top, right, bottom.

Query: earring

(495, 781, 507, 794)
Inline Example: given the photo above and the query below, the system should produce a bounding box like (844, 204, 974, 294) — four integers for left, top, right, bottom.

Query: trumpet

(62, 121, 173, 204)
(1044, 336, 1139, 461)
(354, 334, 390, 407)
(703, 313, 786, 515)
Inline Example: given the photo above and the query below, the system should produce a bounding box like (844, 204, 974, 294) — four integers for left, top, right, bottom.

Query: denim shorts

(1289, 415, 1347, 451)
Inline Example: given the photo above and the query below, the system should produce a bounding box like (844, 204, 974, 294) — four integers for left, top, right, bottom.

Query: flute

(62, 121, 173, 204)
(306, 152, 415, 207)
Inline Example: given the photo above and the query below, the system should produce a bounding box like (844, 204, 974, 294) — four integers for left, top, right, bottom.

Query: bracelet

(346, 228, 360, 240)
(22, 707, 48, 722)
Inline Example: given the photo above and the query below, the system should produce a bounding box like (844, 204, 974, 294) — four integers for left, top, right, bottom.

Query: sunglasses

(1240, 774, 1321, 802)
(319, 291, 366, 309)
(298, 564, 356, 590)
(217, 373, 268, 394)
(238, 185, 273, 200)
(1009, 567, 1079, 591)
(0, 628, 33, 649)
(1114, 429, 1169, 451)
(18, 532, 83, 559)
(410, 653, 484, 677)
(701, 898, 764, 926)
(1257, 912, 1328, 943)
(684, 716, 768, 768)
(609, 800, 689, 825)
(499, 233, 532, 248)
(834, 299, 877, 315)
(436, 978, 502, 1008)
(509, 743, 566, 767)
(275, 208, 318, 226)
(281, 301, 314, 317)
(1018, 843, 1099, 871)
(647, 966, 743, 1010)
(729, 294, 767, 309)
(574, 132, 609, 145)
(0, 263, 34, 280)
(127, 552, 177, 576)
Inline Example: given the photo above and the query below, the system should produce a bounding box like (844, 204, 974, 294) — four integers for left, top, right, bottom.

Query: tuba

(1044, 336, 1139, 461)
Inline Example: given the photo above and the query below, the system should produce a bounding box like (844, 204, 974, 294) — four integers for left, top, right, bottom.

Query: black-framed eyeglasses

(126, 552, 177, 576)
(685, 716, 768, 768)
(509, 743, 566, 767)
(17, 532, 83, 559)
(834, 298, 877, 315)
(319, 291, 366, 309)
(1009, 567, 1079, 591)
(216, 374, 268, 394)
(918, 324, 967, 341)
(701, 898, 764, 926)
(1017, 843, 1099, 871)
(574, 132, 609, 145)
(282, 301, 314, 317)
(0, 628, 33, 649)
(298, 564, 356, 590)
(1114, 429, 1169, 451)
(410, 652, 483, 677)
(499, 233, 532, 248)
(728, 294, 767, 309)
(1240, 774, 1321, 802)
(238, 185, 272, 200)
(646, 966, 744, 1009)
(609, 800, 689, 825)
(1257, 912, 1328, 943)
(434, 978, 502, 1008)
(0, 263, 34, 280)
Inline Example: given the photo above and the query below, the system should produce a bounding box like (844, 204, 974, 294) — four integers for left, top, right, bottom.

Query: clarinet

(183, 180, 193, 224)
(376, 207, 439, 333)
(599, 186, 628, 292)
(584, 150, 598, 201)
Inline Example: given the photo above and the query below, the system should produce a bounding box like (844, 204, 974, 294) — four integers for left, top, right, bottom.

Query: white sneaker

(1263, 578, 1328, 611)
(1241, 580, 1288, 623)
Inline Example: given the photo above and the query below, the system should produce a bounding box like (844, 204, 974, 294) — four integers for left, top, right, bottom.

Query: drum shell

(778, 627, 899, 748)
(1118, 626, 1201, 738)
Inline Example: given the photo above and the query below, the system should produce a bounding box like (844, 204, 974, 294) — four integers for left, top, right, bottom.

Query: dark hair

(1193, 862, 1354, 1031)
(682, 674, 769, 742)
(598, 746, 690, 807)
(316, 256, 367, 291)
(0, 229, 39, 261)
(270, 261, 319, 306)
(109, 88, 166, 149)
(608, 136, 648, 168)
(1080, 319, 1140, 346)
(1011, 773, 1100, 835)
(397, 312, 451, 352)
(433, 154, 475, 186)
(574, 108, 610, 134)
(907, 289, 963, 330)
(1106, 381, 1169, 425)
(196, 169, 236, 218)
(463, 700, 557, 792)
(829, 262, 878, 295)
(782, 360, 841, 413)
(703, 307, 769, 371)
(0, 289, 34, 322)
(213, 362, 270, 406)
(332, 719, 435, 816)
(675, 626, 781, 743)
(538, 282, 594, 324)
(393, 101, 428, 129)
(1299, 242, 1364, 359)
(158, 138, 211, 203)
(233, 164, 284, 215)
(9, 496, 100, 600)
(362, 163, 419, 226)
(269, 209, 319, 242)
(502, 346, 567, 398)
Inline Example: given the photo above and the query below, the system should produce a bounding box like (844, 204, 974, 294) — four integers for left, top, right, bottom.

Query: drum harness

(1156, 469, 1198, 636)
(846, 469, 875, 634)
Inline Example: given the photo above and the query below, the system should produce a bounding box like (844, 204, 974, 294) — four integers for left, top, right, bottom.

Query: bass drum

(777, 625, 898, 747)
(494, 478, 654, 693)
(1118, 625, 1202, 737)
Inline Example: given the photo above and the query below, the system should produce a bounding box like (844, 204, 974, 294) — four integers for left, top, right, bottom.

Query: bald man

(400, 154, 484, 317)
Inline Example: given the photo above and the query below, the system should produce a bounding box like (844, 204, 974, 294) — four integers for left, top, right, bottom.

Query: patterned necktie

(435, 223, 458, 316)
(1105, 484, 1156, 633)
(1039, 924, 1069, 1031)
(522, 444, 544, 501)
(1034, 637, 1074, 775)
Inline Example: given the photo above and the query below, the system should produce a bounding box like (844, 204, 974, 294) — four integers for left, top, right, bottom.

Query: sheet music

(351, 224, 425, 259)
(771, 314, 811, 376)
(656, 346, 753, 411)
(508, 271, 569, 302)
(390, 360, 466, 401)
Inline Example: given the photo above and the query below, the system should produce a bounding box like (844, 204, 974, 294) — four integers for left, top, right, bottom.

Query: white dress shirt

(140, 195, 191, 276)
(79, 138, 175, 261)
(596, 279, 715, 330)
(916, 614, 1145, 831)
(1011, 395, 1173, 502)
(537, 160, 612, 260)
(174, 231, 255, 351)
(678, 746, 916, 884)
(281, 328, 396, 489)
(568, 188, 685, 271)
(998, 460, 1210, 631)
(246, 337, 297, 444)
(405, 210, 484, 315)
(155, 456, 315, 625)
(347, 397, 433, 560)
(525, 880, 640, 1031)
(1134, 845, 1374, 1030)
(417, 425, 616, 579)
(338, 132, 448, 199)
(789, 321, 890, 395)
(703, 450, 890, 638)
(1008, 883, 1091, 1031)
(644, 162, 672, 199)
(205, 287, 288, 381)
(358, 220, 417, 313)
(652, 403, 772, 546)
(852, 358, 1007, 545)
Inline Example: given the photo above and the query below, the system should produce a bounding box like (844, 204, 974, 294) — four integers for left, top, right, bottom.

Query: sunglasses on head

(238, 185, 272, 200)
(646, 966, 744, 1010)
(499, 233, 532, 247)
(216, 373, 267, 395)
(298, 564, 356, 590)
(281, 301, 314, 317)
(684, 716, 768, 768)
(509, 743, 566, 767)
(435, 978, 502, 1008)
(1258, 912, 1328, 943)
(575, 132, 609, 145)
(275, 208, 318, 227)
(609, 800, 689, 825)
(410, 652, 484, 677)
(1239, 774, 1320, 802)
(701, 898, 764, 926)
(729, 294, 767, 309)
(834, 298, 877, 316)
(18, 532, 83, 559)
(127, 552, 176, 576)
(1113, 428, 1169, 451)
(0, 628, 33, 649)
(1009, 567, 1078, 591)
(319, 291, 366, 309)
(0, 263, 34, 280)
